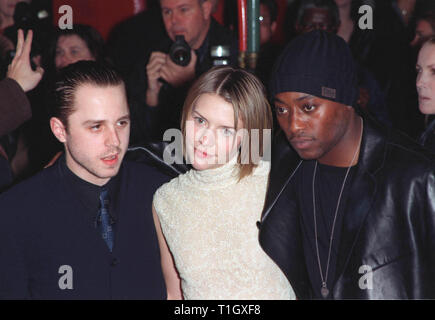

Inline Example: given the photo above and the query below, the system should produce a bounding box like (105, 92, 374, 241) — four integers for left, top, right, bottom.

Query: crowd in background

(1, 0, 435, 192)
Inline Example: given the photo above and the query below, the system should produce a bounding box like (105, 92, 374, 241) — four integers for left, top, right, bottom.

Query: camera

(210, 45, 230, 66)
(169, 35, 191, 67)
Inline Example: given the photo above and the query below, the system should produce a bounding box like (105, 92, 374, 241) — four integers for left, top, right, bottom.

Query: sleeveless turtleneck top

(153, 157, 295, 299)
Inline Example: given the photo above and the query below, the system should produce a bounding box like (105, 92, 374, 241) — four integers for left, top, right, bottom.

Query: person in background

(0, 29, 43, 192)
(45, 24, 106, 72)
(256, 0, 283, 88)
(127, 0, 238, 144)
(0, 0, 30, 32)
(293, 0, 391, 127)
(410, 11, 435, 48)
(416, 36, 435, 152)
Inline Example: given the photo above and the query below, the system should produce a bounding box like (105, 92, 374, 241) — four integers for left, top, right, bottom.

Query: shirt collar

(59, 155, 122, 223)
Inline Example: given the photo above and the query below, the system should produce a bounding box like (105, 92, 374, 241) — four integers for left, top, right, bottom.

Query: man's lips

(101, 154, 119, 165)
(290, 138, 315, 150)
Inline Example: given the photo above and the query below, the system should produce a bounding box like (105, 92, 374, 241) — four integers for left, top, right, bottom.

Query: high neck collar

(187, 155, 240, 189)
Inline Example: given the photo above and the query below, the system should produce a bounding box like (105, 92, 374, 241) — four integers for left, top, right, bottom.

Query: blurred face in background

(260, 3, 277, 45)
(160, 0, 212, 50)
(296, 7, 337, 34)
(334, 0, 352, 9)
(416, 42, 435, 115)
(55, 34, 95, 70)
(411, 19, 435, 47)
(0, 0, 30, 28)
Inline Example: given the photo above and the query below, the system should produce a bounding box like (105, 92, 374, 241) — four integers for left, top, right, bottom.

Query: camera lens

(169, 35, 191, 67)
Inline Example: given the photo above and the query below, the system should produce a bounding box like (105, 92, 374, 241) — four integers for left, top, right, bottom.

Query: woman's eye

(194, 117, 205, 125)
(222, 128, 235, 136)
(117, 120, 129, 127)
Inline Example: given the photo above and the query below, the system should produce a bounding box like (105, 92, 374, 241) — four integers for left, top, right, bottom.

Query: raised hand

(7, 29, 44, 92)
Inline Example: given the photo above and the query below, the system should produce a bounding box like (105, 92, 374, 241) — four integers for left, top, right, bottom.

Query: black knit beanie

(270, 30, 358, 107)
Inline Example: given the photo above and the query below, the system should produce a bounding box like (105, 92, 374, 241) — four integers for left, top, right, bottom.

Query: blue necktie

(97, 189, 114, 252)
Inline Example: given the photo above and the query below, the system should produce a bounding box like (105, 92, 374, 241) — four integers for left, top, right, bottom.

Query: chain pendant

(321, 282, 329, 298)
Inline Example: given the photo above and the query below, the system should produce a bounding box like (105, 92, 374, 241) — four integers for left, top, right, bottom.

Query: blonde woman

(152, 66, 295, 300)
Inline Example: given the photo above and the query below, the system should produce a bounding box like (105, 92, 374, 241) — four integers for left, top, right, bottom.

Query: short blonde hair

(181, 66, 273, 180)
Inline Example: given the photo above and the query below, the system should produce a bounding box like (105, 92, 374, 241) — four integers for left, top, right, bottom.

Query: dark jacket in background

(127, 18, 238, 144)
(0, 78, 31, 191)
(106, 5, 166, 78)
(0, 78, 31, 138)
(420, 117, 435, 154)
(259, 117, 435, 299)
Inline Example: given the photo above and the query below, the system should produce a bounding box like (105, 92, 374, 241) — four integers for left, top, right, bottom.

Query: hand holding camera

(145, 35, 196, 107)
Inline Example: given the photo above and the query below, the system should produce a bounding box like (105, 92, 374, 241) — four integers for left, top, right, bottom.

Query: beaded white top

(153, 156, 295, 300)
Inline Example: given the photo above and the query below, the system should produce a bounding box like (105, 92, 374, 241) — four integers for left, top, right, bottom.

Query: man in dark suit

(0, 61, 175, 299)
(258, 30, 435, 299)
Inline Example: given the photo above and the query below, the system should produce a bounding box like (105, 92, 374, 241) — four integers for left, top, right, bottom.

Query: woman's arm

(152, 204, 183, 300)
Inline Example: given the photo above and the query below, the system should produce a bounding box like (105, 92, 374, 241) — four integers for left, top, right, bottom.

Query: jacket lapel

(261, 132, 302, 222)
(334, 119, 386, 286)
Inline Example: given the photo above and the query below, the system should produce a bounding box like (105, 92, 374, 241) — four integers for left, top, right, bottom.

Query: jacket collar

(261, 117, 389, 297)
(262, 117, 387, 222)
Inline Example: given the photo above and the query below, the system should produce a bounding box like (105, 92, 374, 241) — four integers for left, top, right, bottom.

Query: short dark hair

(45, 24, 106, 71)
(52, 60, 125, 126)
(260, 0, 278, 23)
(295, 0, 340, 29)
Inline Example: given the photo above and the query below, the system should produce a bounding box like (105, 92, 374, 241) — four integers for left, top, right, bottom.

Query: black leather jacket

(259, 118, 435, 299)
(126, 140, 190, 179)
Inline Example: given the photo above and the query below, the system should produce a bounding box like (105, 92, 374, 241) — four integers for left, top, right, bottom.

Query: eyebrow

(81, 114, 130, 126)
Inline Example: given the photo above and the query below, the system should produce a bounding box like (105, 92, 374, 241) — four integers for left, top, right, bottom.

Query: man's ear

(201, 0, 213, 20)
(50, 117, 67, 143)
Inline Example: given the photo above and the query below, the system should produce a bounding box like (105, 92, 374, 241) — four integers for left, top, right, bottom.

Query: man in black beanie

(258, 30, 435, 299)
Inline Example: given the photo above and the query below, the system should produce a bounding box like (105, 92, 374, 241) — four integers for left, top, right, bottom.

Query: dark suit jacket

(0, 157, 169, 299)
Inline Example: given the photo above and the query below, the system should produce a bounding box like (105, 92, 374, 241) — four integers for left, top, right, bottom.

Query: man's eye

(303, 104, 316, 112)
(117, 120, 129, 127)
(275, 106, 288, 115)
(90, 125, 101, 131)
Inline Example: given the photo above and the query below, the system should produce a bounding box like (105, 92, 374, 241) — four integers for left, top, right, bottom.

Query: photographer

(127, 0, 237, 144)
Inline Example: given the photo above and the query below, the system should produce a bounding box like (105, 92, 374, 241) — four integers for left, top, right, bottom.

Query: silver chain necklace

(312, 118, 363, 299)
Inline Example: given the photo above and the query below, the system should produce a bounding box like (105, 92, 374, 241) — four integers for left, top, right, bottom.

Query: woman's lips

(194, 148, 210, 159)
